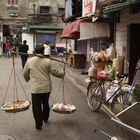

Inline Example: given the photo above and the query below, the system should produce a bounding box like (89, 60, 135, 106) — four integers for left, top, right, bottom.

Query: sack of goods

(52, 103, 76, 114)
(106, 84, 119, 103)
(112, 55, 124, 75)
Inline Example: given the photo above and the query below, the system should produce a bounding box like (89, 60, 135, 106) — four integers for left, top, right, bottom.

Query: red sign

(82, 0, 97, 17)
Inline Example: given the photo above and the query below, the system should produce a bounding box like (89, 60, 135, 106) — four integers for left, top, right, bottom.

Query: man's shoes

(36, 128, 42, 131)
(36, 125, 42, 131)
(44, 118, 49, 124)
(44, 120, 49, 124)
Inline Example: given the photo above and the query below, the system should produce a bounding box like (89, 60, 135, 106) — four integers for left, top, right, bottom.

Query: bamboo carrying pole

(11, 51, 68, 64)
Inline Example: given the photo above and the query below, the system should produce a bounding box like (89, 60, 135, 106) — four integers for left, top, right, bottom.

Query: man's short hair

(34, 45, 44, 54)
(23, 40, 27, 44)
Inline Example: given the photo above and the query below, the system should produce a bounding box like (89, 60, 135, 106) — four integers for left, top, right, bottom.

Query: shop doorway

(3, 25, 10, 53)
(128, 24, 140, 84)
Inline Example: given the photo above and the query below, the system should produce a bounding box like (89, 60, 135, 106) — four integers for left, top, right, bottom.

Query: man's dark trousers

(32, 93, 50, 129)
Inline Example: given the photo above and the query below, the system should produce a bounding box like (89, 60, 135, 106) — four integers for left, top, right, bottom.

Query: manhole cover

(0, 134, 16, 140)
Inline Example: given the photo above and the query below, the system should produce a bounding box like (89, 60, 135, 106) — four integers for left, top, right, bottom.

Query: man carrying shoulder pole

(22, 44, 65, 131)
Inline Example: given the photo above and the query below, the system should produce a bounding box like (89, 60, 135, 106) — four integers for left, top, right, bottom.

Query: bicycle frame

(87, 74, 130, 113)
(105, 85, 121, 104)
(92, 79, 121, 104)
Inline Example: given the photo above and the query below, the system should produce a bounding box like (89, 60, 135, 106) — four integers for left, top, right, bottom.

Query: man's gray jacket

(23, 56, 64, 94)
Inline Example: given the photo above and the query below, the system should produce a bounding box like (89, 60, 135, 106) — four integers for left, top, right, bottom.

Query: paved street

(0, 56, 116, 140)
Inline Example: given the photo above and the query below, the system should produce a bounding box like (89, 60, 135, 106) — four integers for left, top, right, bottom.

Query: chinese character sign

(82, 0, 97, 17)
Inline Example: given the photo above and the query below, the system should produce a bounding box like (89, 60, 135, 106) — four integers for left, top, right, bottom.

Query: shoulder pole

(11, 51, 68, 64)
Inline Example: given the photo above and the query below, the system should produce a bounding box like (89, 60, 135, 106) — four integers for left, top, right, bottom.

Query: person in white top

(44, 40, 51, 56)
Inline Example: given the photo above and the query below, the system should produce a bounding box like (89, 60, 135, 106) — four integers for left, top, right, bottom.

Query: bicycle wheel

(111, 92, 129, 114)
(87, 82, 103, 111)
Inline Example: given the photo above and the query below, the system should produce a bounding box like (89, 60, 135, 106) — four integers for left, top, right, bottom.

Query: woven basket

(1, 100, 30, 113)
(51, 103, 76, 114)
(52, 109, 75, 114)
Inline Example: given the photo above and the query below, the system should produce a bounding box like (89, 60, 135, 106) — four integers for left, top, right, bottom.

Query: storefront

(103, 0, 140, 84)
(22, 23, 65, 53)
(78, 22, 111, 62)
(61, 20, 86, 68)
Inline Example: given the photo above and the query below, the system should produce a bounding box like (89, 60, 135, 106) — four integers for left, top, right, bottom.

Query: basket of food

(1, 100, 31, 113)
(52, 103, 76, 114)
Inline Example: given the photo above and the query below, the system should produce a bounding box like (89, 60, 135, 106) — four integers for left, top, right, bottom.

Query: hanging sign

(82, 0, 97, 17)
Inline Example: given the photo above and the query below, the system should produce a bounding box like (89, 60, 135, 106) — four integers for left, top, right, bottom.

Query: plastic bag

(111, 137, 118, 140)
(104, 64, 115, 80)
(112, 55, 124, 75)
(96, 71, 107, 80)
(105, 45, 116, 61)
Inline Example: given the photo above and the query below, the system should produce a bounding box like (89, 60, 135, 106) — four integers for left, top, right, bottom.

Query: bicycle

(87, 71, 129, 114)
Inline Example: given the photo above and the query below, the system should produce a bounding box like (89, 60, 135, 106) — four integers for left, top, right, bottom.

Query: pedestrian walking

(12, 38, 17, 57)
(23, 44, 65, 131)
(44, 40, 51, 57)
(19, 40, 29, 69)
(5, 40, 11, 58)
(0, 41, 2, 57)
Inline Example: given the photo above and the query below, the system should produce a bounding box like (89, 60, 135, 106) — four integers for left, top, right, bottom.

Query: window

(8, 0, 18, 5)
(40, 6, 50, 13)
(72, 0, 82, 16)
(59, 8, 64, 15)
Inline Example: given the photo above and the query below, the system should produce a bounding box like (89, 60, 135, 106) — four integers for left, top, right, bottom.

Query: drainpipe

(66, 39, 68, 61)
(33, 4, 37, 22)
(33, 4, 36, 14)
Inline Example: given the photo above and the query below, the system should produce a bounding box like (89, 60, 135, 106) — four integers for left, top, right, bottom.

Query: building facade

(103, 1, 140, 84)
(0, 0, 65, 54)
(62, 0, 140, 84)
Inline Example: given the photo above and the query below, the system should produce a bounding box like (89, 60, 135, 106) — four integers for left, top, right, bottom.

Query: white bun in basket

(52, 103, 76, 114)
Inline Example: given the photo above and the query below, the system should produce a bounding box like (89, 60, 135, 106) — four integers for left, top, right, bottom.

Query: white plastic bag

(106, 85, 119, 103)
(111, 136, 118, 140)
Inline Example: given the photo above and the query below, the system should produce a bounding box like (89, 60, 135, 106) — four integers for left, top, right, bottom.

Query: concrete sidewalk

(65, 65, 89, 95)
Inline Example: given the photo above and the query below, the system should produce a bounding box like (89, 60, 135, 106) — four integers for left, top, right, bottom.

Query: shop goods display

(88, 45, 116, 78)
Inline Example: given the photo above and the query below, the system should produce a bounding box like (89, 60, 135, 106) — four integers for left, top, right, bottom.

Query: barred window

(40, 6, 50, 13)
(8, 0, 18, 5)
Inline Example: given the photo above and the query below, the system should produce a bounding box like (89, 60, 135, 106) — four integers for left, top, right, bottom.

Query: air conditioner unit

(10, 13, 18, 17)
(9, 9, 19, 17)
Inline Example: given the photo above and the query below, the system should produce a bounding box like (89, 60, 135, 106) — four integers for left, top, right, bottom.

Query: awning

(35, 31, 56, 34)
(61, 20, 80, 39)
(79, 22, 110, 40)
(103, 0, 140, 14)
(27, 23, 66, 33)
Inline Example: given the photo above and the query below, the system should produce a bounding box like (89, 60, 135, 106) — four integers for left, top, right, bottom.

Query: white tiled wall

(116, 8, 140, 56)
(116, 8, 140, 73)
